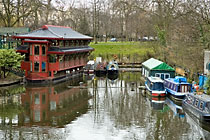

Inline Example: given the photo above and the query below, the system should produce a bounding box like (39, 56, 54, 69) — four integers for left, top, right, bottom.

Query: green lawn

(89, 41, 160, 63)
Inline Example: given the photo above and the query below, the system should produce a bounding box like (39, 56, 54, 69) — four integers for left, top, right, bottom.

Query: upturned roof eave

(13, 35, 93, 40)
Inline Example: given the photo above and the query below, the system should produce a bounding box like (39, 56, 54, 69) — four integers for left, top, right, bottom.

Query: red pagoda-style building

(14, 25, 94, 83)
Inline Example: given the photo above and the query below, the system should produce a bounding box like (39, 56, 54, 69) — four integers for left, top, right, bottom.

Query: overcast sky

(52, 0, 92, 9)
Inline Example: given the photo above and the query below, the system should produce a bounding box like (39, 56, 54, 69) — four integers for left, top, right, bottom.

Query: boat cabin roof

(165, 76, 190, 85)
(147, 77, 164, 83)
(188, 93, 210, 102)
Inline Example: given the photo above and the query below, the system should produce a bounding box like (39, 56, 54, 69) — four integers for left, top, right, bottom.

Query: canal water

(0, 72, 209, 140)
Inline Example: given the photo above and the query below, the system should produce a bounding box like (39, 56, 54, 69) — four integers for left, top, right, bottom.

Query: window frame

(34, 45, 40, 55)
(34, 61, 40, 72)
(42, 45, 46, 56)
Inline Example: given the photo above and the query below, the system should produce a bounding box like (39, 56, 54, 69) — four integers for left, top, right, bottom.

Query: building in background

(0, 27, 29, 49)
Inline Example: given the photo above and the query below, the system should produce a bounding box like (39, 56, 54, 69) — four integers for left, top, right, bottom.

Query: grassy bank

(89, 41, 160, 63)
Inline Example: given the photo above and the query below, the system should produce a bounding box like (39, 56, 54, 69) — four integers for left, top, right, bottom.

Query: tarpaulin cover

(152, 62, 175, 71)
(142, 58, 175, 71)
(199, 75, 208, 89)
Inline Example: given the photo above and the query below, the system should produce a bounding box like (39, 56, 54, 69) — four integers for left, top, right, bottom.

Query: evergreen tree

(0, 49, 24, 78)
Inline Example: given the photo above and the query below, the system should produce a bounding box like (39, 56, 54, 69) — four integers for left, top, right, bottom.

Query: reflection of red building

(14, 25, 93, 83)
(20, 79, 90, 127)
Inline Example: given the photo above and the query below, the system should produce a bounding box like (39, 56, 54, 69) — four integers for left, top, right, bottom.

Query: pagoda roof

(13, 25, 93, 40)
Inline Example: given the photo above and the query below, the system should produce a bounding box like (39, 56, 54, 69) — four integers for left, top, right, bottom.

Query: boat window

(174, 85, 176, 91)
(34, 45, 39, 55)
(168, 82, 170, 88)
(206, 102, 210, 111)
(181, 85, 188, 92)
(161, 74, 164, 80)
(200, 101, 204, 110)
(152, 82, 164, 91)
(177, 86, 181, 92)
(170, 83, 173, 89)
(191, 96, 195, 105)
(194, 99, 199, 107)
(34, 62, 39, 72)
(155, 73, 160, 78)
(187, 95, 191, 104)
(165, 74, 170, 79)
(150, 82, 153, 89)
(164, 81, 168, 87)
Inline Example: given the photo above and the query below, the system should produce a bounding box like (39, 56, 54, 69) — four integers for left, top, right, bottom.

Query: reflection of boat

(106, 60, 119, 75)
(183, 93, 210, 122)
(94, 62, 107, 77)
(107, 73, 118, 80)
(185, 111, 210, 139)
(146, 96, 166, 111)
(151, 97, 166, 110)
(165, 97, 185, 118)
(164, 76, 192, 100)
(145, 77, 166, 97)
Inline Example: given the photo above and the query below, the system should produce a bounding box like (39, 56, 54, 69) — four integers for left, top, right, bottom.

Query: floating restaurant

(14, 25, 94, 83)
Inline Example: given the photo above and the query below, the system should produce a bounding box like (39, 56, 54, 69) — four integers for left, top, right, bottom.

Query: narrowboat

(183, 93, 210, 123)
(14, 25, 94, 84)
(84, 60, 94, 74)
(164, 76, 192, 100)
(94, 62, 107, 77)
(106, 60, 119, 75)
(145, 77, 166, 97)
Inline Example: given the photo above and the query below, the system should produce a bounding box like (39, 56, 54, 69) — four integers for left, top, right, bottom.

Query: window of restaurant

(30, 45, 33, 55)
(42, 45, 46, 55)
(42, 62, 46, 72)
(49, 55, 56, 63)
(34, 62, 39, 72)
(34, 45, 40, 55)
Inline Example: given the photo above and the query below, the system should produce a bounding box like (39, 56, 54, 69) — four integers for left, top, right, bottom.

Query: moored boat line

(183, 93, 210, 122)
(145, 77, 166, 97)
(164, 76, 192, 101)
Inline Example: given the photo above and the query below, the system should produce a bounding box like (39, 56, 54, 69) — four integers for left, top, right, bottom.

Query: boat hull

(145, 84, 166, 97)
(183, 99, 210, 123)
(26, 72, 83, 85)
(95, 70, 107, 77)
(165, 88, 186, 100)
(107, 70, 118, 75)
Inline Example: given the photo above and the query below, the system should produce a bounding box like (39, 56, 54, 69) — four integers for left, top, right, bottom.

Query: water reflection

(185, 111, 210, 139)
(20, 81, 90, 127)
(165, 97, 185, 118)
(0, 76, 91, 139)
(146, 97, 167, 111)
(0, 72, 209, 140)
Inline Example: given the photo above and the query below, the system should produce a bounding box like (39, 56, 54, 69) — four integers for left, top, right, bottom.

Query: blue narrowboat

(106, 60, 119, 75)
(183, 93, 210, 123)
(145, 77, 166, 97)
(164, 76, 192, 100)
